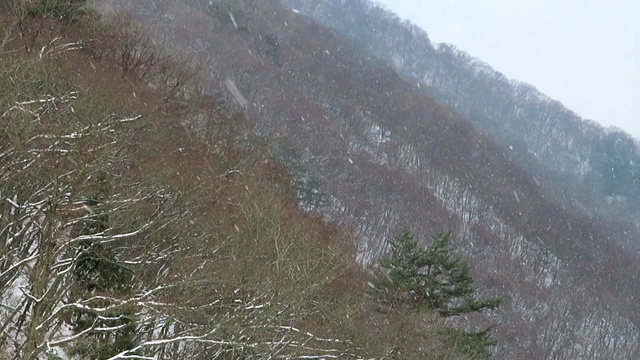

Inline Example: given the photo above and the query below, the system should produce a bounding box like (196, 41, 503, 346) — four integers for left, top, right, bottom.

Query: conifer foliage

(373, 230, 502, 358)
(23, 0, 87, 19)
(374, 229, 502, 316)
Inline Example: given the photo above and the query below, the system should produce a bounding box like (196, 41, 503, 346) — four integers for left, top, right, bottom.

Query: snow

(224, 79, 248, 108)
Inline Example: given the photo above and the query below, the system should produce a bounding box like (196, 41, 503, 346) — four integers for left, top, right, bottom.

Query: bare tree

(0, 56, 356, 359)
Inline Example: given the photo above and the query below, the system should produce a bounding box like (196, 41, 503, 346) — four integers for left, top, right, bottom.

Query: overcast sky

(374, 0, 639, 140)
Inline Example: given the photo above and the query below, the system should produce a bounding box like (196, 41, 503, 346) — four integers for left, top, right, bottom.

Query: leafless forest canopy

(2, 0, 640, 359)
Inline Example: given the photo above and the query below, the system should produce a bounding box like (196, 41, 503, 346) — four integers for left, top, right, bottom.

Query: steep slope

(280, 0, 640, 251)
(0, 3, 483, 359)
(91, 0, 640, 358)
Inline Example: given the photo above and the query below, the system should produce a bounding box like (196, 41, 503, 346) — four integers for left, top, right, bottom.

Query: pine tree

(373, 230, 502, 359)
(374, 229, 502, 316)
(68, 171, 137, 360)
(24, 0, 84, 17)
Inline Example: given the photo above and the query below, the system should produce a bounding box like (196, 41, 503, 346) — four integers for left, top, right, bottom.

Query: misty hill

(280, 0, 640, 252)
(0, 2, 499, 359)
(87, 1, 640, 358)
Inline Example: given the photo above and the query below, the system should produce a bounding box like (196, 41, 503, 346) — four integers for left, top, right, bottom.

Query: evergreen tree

(24, 0, 88, 20)
(373, 230, 502, 359)
(68, 171, 137, 360)
(374, 229, 502, 316)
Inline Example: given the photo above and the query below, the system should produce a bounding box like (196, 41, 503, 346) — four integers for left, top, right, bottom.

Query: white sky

(375, 0, 640, 139)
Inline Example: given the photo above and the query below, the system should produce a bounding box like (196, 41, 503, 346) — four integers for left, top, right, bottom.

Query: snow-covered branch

(38, 37, 84, 61)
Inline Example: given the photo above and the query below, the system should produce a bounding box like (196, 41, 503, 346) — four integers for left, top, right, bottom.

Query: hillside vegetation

(281, 0, 640, 250)
(88, 0, 640, 359)
(0, 1, 498, 359)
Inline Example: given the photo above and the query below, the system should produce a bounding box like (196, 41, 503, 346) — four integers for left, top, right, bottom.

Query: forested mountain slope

(81, 0, 640, 359)
(280, 0, 640, 251)
(1, 2, 493, 359)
